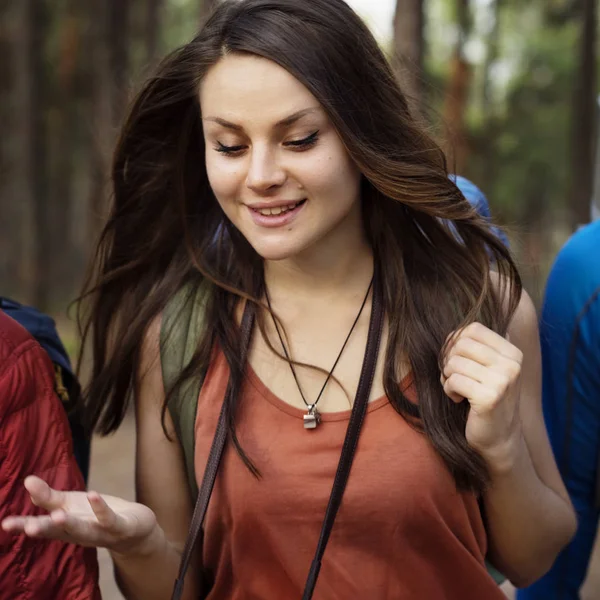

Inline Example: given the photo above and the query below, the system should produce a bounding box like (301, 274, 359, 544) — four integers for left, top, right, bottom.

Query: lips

(250, 200, 305, 216)
(247, 199, 306, 228)
(248, 199, 306, 212)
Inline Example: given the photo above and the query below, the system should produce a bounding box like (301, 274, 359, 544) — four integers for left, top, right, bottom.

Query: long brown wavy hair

(78, 0, 521, 494)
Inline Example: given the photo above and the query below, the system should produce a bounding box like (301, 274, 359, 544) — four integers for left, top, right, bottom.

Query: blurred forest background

(2, 1, 599, 598)
(0, 0, 598, 313)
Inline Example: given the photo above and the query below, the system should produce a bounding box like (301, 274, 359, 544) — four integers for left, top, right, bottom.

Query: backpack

(158, 284, 506, 586)
(0, 297, 91, 484)
(160, 283, 210, 501)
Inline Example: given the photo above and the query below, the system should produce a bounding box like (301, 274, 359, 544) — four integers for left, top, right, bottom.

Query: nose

(245, 147, 286, 194)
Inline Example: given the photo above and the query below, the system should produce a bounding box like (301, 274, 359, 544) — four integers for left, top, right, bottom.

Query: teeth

(257, 202, 298, 216)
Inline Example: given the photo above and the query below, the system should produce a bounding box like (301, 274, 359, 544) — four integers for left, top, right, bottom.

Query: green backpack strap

(160, 283, 209, 502)
(485, 559, 505, 585)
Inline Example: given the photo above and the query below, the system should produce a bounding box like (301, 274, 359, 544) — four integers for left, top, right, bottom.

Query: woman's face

(200, 54, 363, 262)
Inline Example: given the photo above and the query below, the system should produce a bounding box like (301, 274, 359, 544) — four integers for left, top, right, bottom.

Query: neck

(264, 235, 374, 303)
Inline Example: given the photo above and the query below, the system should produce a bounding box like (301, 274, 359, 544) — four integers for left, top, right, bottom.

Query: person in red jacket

(0, 309, 101, 599)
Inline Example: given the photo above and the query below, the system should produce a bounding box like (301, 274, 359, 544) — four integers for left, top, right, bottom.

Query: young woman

(2, 1, 576, 598)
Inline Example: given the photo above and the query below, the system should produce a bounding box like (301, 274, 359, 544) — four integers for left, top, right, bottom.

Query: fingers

(442, 355, 488, 384)
(25, 476, 65, 511)
(88, 492, 120, 530)
(443, 362, 514, 412)
(444, 323, 523, 386)
(445, 336, 497, 368)
(30, 512, 67, 537)
(442, 323, 522, 410)
(2, 477, 68, 534)
(446, 322, 523, 364)
(2, 513, 72, 543)
(2, 486, 124, 548)
(443, 373, 490, 408)
(49, 508, 101, 543)
(444, 332, 521, 383)
(3, 506, 116, 547)
(50, 493, 124, 543)
(2, 516, 29, 533)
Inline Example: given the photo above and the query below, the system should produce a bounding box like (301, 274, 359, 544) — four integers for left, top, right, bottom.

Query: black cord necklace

(265, 276, 374, 429)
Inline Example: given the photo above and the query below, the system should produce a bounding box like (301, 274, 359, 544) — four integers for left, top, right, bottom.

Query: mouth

(247, 199, 307, 228)
(249, 199, 306, 216)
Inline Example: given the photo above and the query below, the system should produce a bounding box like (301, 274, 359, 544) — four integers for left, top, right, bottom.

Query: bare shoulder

(135, 311, 171, 440)
(136, 313, 175, 430)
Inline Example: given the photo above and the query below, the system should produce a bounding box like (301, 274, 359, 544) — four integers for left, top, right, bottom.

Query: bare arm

(111, 316, 199, 600)
(482, 290, 577, 587)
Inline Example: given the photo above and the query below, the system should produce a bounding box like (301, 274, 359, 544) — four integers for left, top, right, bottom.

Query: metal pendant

(303, 404, 321, 430)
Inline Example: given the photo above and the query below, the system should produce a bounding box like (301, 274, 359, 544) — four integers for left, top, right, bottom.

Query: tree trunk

(479, 0, 502, 203)
(26, 0, 51, 310)
(0, 0, 20, 296)
(569, 0, 597, 229)
(109, 0, 131, 127)
(392, 0, 425, 110)
(442, 0, 472, 174)
(49, 0, 82, 303)
(146, 0, 164, 65)
(481, 0, 501, 116)
(520, 165, 550, 305)
(443, 56, 471, 174)
(88, 0, 113, 244)
(88, 0, 131, 243)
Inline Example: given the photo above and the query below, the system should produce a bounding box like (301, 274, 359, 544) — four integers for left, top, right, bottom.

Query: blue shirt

(518, 220, 600, 599)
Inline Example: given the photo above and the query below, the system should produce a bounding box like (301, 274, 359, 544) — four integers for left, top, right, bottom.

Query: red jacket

(0, 310, 101, 599)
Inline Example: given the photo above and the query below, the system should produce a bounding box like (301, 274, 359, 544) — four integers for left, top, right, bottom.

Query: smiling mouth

(250, 200, 306, 216)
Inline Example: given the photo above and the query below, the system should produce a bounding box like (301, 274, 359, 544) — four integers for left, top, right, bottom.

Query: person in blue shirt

(518, 220, 600, 598)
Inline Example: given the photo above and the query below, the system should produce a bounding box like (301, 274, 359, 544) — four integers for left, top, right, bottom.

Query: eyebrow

(204, 107, 321, 132)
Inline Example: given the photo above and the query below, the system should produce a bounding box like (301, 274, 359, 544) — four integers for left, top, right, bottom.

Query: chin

(248, 237, 308, 262)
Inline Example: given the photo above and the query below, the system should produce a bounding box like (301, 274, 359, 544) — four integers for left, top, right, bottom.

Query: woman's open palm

(1, 476, 157, 556)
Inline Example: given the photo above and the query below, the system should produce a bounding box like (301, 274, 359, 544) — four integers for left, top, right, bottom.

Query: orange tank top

(194, 349, 506, 599)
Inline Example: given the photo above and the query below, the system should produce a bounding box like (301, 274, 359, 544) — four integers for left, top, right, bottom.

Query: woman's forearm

(111, 525, 198, 600)
(483, 433, 577, 588)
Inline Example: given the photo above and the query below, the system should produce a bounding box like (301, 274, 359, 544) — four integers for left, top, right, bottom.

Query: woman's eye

(215, 142, 246, 156)
(284, 131, 320, 150)
(214, 131, 319, 156)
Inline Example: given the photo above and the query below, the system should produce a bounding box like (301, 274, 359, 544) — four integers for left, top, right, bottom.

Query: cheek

(308, 152, 361, 204)
(206, 156, 242, 206)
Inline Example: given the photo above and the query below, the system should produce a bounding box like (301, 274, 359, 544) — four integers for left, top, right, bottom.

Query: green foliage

(163, 0, 204, 52)
(469, 16, 578, 221)
(0, 0, 594, 305)
(425, 0, 587, 228)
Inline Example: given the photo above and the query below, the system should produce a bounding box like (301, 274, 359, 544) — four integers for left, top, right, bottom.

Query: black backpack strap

(171, 300, 255, 600)
(172, 270, 384, 600)
(302, 272, 384, 600)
